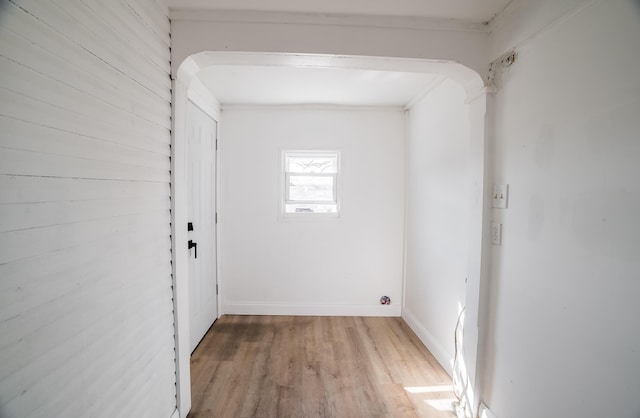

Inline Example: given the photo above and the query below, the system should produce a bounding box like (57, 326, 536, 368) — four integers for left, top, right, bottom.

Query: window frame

(280, 149, 341, 220)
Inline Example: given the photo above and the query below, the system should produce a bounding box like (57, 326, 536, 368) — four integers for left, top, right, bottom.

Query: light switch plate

(492, 184, 509, 209)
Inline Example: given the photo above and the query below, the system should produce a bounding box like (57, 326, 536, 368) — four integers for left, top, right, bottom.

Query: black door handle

(188, 240, 197, 258)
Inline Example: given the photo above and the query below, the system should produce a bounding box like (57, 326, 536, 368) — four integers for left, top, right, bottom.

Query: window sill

(278, 212, 342, 222)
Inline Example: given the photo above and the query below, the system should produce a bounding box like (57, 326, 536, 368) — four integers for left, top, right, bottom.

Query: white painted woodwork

(171, 59, 222, 417)
(171, 75, 193, 418)
(188, 77, 222, 122)
(169, 11, 490, 81)
(0, 1, 176, 417)
(186, 101, 218, 352)
(168, 0, 511, 22)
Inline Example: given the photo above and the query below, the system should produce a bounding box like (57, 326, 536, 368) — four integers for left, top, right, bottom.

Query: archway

(171, 52, 490, 418)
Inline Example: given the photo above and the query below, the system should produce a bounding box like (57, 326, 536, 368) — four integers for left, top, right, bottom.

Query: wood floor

(188, 316, 457, 418)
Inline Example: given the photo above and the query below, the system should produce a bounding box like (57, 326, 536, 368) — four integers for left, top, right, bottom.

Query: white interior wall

(0, 1, 176, 417)
(403, 78, 471, 375)
(482, 0, 640, 417)
(219, 106, 405, 316)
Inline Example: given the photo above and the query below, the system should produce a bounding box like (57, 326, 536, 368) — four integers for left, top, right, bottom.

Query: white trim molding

(224, 301, 402, 317)
(170, 9, 490, 33)
(170, 75, 192, 418)
(402, 308, 453, 376)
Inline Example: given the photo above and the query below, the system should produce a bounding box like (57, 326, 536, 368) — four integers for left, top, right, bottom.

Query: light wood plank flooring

(188, 316, 456, 418)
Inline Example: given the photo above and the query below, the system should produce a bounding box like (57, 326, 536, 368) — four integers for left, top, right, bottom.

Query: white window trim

(279, 149, 341, 220)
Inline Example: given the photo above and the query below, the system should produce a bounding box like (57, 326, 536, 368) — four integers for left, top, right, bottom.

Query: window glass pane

(287, 156, 337, 173)
(289, 175, 334, 202)
(285, 203, 337, 214)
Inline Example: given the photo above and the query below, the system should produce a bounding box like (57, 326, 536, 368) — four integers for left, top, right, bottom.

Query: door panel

(187, 100, 218, 352)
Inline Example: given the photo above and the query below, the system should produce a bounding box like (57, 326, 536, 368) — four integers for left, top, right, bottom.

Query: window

(282, 150, 340, 215)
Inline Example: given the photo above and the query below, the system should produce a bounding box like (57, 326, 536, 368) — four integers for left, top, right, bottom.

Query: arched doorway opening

(171, 52, 490, 418)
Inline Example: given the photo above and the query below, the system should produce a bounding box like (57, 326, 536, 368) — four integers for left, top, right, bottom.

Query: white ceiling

(169, 0, 511, 23)
(196, 65, 443, 107)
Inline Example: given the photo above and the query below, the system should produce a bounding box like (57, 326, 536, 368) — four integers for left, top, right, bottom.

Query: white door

(187, 100, 218, 352)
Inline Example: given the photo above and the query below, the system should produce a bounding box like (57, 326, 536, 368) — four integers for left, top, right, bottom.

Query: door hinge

(215, 212, 218, 224)
(215, 138, 218, 150)
(216, 284, 219, 295)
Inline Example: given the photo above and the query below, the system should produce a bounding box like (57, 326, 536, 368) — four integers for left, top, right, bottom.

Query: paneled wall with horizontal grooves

(0, 1, 176, 417)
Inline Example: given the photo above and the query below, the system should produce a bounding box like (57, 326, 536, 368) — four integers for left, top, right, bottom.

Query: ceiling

(196, 65, 443, 107)
(169, 0, 511, 23)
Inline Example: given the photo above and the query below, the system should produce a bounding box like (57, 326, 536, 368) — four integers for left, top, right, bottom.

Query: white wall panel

(0, 0, 176, 417)
(0, 176, 170, 204)
(0, 89, 169, 155)
(0, 56, 170, 134)
(0, 25, 170, 126)
(483, 0, 640, 417)
(219, 106, 404, 316)
(404, 78, 470, 375)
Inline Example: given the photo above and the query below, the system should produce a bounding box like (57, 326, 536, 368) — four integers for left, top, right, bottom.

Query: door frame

(171, 63, 222, 417)
(186, 98, 219, 352)
(170, 52, 491, 418)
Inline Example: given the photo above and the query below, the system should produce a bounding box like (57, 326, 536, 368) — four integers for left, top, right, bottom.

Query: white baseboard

(223, 301, 401, 317)
(402, 308, 453, 376)
(170, 408, 180, 418)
